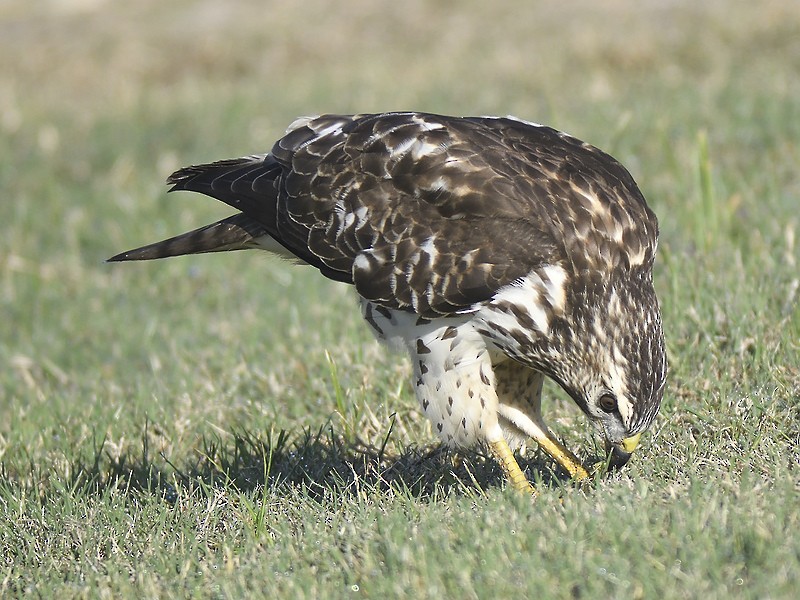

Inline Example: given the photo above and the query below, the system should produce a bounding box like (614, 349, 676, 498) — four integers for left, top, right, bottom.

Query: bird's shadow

(49, 418, 591, 505)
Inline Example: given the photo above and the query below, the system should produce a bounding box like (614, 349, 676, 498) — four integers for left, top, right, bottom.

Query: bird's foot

(532, 434, 591, 482)
(489, 439, 536, 494)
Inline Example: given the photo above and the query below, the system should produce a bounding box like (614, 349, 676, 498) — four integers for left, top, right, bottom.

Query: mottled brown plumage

(110, 112, 667, 492)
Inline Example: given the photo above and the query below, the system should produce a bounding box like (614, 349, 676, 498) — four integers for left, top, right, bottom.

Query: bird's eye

(598, 394, 618, 413)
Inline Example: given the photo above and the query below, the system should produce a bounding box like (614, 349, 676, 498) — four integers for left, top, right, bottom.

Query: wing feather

(158, 112, 658, 317)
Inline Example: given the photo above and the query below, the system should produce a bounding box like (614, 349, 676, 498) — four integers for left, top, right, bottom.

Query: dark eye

(599, 394, 618, 413)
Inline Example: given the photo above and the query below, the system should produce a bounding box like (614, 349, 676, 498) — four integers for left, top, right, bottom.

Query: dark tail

(109, 155, 277, 262)
(107, 213, 268, 262)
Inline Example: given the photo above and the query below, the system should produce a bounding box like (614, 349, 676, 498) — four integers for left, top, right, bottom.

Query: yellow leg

(532, 433, 590, 481)
(489, 439, 535, 494)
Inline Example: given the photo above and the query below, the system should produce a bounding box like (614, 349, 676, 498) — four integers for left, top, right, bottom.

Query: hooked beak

(605, 432, 642, 470)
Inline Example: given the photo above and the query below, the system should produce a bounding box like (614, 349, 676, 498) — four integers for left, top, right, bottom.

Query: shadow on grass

(7, 417, 584, 504)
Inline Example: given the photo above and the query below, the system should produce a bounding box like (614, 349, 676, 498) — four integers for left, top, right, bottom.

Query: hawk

(110, 112, 667, 493)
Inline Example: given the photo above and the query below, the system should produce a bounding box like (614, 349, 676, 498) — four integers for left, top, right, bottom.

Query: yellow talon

(533, 434, 591, 481)
(489, 439, 535, 494)
(490, 432, 592, 493)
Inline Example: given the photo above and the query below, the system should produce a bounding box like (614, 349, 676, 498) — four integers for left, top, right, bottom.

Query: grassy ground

(1, 0, 799, 597)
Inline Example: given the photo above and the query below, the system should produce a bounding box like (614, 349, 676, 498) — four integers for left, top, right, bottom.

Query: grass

(1, 0, 799, 597)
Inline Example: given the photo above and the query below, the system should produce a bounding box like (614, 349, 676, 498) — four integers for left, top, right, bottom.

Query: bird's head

(541, 267, 667, 469)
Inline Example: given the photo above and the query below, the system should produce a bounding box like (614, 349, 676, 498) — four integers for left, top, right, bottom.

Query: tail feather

(166, 155, 280, 226)
(108, 154, 342, 276)
(107, 213, 268, 262)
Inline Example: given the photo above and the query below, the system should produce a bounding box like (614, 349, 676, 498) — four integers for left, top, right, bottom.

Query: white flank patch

(479, 265, 569, 340)
(488, 282, 549, 336)
(489, 305, 545, 340)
